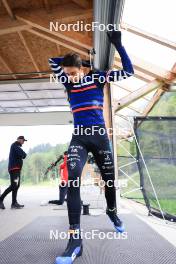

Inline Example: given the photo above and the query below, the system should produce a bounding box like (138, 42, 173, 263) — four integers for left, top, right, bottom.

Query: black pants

(59, 185, 68, 204)
(67, 125, 116, 226)
(0, 170, 21, 205)
(49, 184, 68, 205)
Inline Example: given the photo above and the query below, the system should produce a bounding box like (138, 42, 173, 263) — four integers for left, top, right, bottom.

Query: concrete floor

(0, 185, 176, 249)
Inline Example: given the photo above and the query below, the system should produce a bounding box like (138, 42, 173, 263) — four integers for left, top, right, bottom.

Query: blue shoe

(55, 228, 83, 264)
(106, 208, 125, 233)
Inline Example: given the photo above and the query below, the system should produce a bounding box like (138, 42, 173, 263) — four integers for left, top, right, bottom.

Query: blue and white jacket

(49, 45, 134, 126)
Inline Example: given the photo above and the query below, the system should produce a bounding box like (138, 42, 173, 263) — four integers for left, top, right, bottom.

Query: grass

(149, 199, 176, 216)
(122, 192, 176, 216)
(0, 178, 9, 185)
(120, 164, 176, 217)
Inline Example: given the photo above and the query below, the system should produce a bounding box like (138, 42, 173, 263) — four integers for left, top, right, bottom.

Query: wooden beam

(115, 113, 129, 122)
(132, 68, 155, 82)
(165, 63, 176, 83)
(112, 83, 151, 102)
(116, 64, 176, 120)
(17, 31, 42, 77)
(114, 80, 161, 112)
(113, 63, 154, 82)
(56, 45, 61, 55)
(110, 85, 119, 184)
(121, 22, 176, 50)
(0, 54, 16, 79)
(126, 105, 143, 114)
(16, 15, 92, 50)
(103, 84, 113, 140)
(53, 11, 92, 24)
(27, 28, 89, 57)
(0, 24, 31, 35)
(72, 0, 90, 9)
(1, 0, 15, 19)
(141, 63, 176, 117)
(114, 54, 171, 80)
(128, 90, 165, 129)
(142, 89, 164, 117)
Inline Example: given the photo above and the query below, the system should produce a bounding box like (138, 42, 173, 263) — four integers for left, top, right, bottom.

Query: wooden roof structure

(0, 0, 93, 80)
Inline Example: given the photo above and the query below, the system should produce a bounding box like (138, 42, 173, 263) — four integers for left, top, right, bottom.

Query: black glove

(23, 152, 27, 159)
(107, 28, 122, 47)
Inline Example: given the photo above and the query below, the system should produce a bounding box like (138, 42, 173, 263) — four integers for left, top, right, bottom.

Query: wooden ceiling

(0, 0, 93, 80)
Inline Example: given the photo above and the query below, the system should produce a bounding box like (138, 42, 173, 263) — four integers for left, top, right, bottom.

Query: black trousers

(67, 125, 116, 226)
(0, 170, 21, 205)
(49, 184, 68, 205)
(59, 185, 68, 204)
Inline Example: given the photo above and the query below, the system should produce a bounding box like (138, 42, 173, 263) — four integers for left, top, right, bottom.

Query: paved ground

(0, 185, 176, 249)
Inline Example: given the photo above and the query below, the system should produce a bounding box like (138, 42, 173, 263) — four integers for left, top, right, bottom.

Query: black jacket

(8, 141, 27, 171)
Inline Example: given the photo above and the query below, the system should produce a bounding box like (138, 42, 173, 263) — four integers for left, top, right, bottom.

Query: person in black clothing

(0, 136, 27, 209)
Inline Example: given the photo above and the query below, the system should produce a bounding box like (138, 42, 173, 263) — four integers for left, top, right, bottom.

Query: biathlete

(49, 29, 134, 264)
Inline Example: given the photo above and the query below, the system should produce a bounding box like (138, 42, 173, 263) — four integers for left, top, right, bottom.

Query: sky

(122, 0, 176, 71)
(123, 0, 176, 42)
(0, 0, 175, 161)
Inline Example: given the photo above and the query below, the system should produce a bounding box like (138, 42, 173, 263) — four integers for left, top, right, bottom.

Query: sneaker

(0, 201, 5, 209)
(11, 202, 24, 209)
(48, 200, 63, 205)
(55, 227, 83, 264)
(106, 207, 125, 233)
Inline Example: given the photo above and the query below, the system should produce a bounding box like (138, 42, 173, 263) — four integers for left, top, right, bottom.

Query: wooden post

(103, 82, 119, 209)
(103, 83, 113, 140)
